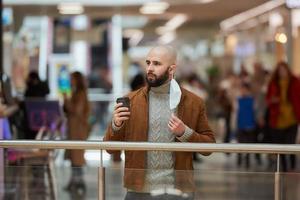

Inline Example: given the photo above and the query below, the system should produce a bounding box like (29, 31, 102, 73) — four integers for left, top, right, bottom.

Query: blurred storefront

(3, 0, 283, 99)
(220, 0, 300, 75)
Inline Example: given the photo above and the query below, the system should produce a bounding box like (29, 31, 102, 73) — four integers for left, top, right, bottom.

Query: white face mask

(169, 78, 182, 110)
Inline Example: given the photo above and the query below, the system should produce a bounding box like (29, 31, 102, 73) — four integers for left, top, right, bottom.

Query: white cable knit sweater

(144, 82, 175, 191)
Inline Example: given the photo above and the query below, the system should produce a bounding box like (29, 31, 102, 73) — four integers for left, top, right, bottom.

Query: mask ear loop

(170, 73, 177, 115)
(170, 65, 175, 80)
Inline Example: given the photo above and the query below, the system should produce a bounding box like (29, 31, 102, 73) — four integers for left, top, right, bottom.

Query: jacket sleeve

(103, 92, 136, 154)
(103, 120, 126, 154)
(185, 101, 216, 156)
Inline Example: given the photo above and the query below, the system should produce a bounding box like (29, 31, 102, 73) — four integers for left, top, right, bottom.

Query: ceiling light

(123, 29, 144, 46)
(140, 2, 169, 15)
(158, 31, 176, 44)
(269, 12, 283, 28)
(156, 14, 188, 35)
(165, 14, 188, 30)
(240, 19, 258, 30)
(156, 26, 170, 35)
(4, 0, 162, 6)
(220, 0, 285, 31)
(58, 2, 84, 15)
(197, 0, 215, 4)
(275, 33, 287, 44)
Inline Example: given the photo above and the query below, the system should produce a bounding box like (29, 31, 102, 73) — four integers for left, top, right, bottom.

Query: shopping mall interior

(0, 0, 300, 199)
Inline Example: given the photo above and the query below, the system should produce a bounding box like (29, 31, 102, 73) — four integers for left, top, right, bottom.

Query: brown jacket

(104, 86, 215, 191)
(64, 90, 90, 166)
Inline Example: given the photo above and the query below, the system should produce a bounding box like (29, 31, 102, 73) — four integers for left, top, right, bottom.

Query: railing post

(98, 150, 105, 200)
(275, 154, 281, 200)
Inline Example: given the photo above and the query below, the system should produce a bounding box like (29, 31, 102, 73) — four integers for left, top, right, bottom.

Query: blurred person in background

(228, 74, 243, 142)
(235, 82, 260, 169)
(93, 67, 112, 129)
(216, 88, 232, 144)
(63, 71, 90, 194)
(24, 71, 49, 98)
(218, 71, 235, 146)
(9, 71, 50, 193)
(239, 63, 250, 83)
(104, 45, 215, 200)
(266, 61, 300, 172)
(0, 96, 18, 139)
(251, 62, 268, 129)
(130, 73, 146, 91)
(183, 73, 208, 101)
(23, 71, 50, 139)
(250, 62, 270, 165)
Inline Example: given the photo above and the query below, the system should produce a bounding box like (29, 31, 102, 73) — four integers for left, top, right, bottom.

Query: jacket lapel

(141, 86, 149, 141)
(177, 88, 186, 120)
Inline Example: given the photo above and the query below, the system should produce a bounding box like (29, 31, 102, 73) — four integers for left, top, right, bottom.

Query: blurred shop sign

(25, 100, 61, 131)
(53, 18, 71, 53)
(48, 54, 73, 98)
(2, 8, 13, 26)
(286, 0, 300, 8)
(235, 42, 256, 57)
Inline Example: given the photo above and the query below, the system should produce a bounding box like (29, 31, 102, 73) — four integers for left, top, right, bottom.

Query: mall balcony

(1, 0, 300, 199)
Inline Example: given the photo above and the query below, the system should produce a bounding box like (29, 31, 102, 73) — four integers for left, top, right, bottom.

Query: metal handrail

(0, 140, 295, 200)
(0, 140, 300, 154)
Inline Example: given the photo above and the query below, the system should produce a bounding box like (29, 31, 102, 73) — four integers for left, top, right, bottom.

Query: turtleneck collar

(150, 81, 170, 94)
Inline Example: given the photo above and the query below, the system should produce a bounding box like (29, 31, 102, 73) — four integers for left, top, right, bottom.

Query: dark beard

(146, 68, 170, 87)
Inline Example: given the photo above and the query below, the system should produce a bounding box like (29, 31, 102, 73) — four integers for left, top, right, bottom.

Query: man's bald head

(145, 45, 177, 87)
(148, 45, 177, 65)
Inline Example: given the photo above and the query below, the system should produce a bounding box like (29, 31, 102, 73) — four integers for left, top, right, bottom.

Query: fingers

(168, 118, 179, 132)
(171, 113, 181, 122)
(114, 112, 130, 127)
(114, 109, 130, 119)
(115, 106, 129, 113)
(169, 113, 181, 128)
(114, 103, 130, 126)
(115, 111, 130, 118)
(118, 116, 130, 121)
(168, 123, 173, 130)
(114, 103, 129, 114)
(114, 103, 125, 110)
(168, 118, 176, 127)
(170, 114, 181, 126)
(168, 114, 185, 136)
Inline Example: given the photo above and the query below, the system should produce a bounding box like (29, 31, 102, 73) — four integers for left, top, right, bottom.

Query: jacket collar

(141, 84, 186, 118)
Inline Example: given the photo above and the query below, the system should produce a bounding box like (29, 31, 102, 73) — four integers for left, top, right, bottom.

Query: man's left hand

(168, 114, 185, 137)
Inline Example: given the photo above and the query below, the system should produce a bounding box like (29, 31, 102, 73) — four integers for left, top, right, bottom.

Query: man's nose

(147, 64, 154, 72)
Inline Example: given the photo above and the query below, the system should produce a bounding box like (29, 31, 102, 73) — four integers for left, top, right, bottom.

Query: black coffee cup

(116, 97, 130, 110)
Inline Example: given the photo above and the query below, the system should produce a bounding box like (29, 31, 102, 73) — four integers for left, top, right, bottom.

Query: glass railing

(0, 141, 300, 200)
(3, 166, 300, 199)
(2, 165, 99, 200)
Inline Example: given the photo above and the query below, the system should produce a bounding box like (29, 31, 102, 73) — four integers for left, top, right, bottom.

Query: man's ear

(169, 64, 176, 77)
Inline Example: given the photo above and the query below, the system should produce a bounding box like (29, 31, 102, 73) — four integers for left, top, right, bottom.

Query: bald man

(104, 45, 215, 200)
